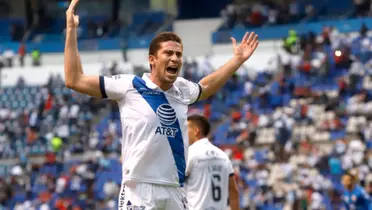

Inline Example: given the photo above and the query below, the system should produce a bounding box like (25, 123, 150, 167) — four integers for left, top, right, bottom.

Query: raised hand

(231, 32, 259, 62)
(66, 0, 80, 29)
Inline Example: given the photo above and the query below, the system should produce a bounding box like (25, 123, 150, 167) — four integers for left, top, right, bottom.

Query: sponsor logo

(155, 104, 179, 137)
(155, 126, 178, 138)
(182, 196, 188, 210)
(118, 185, 126, 209)
(127, 200, 146, 210)
(156, 104, 177, 125)
(143, 90, 161, 95)
(138, 87, 161, 95)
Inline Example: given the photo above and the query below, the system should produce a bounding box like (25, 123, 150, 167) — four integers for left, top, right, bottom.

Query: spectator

(3, 48, 14, 67)
(103, 179, 119, 199)
(353, 0, 370, 17)
(87, 20, 98, 38)
(18, 43, 26, 67)
(31, 48, 41, 66)
(284, 30, 299, 54)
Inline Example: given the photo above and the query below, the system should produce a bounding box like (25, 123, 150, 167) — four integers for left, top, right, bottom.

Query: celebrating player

(342, 172, 371, 210)
(64, 0, 258, 209)
(185, 115, 240, 210)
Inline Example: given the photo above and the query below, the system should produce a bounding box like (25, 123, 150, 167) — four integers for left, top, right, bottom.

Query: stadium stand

(0, 0, 372, 209)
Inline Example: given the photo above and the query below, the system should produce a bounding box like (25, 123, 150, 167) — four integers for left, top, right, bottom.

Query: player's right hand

(66, 0, 80, 29)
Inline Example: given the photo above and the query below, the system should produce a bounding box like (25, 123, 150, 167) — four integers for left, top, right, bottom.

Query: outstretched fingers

(252, 40, 259, 51)
(246, 32, 257, 45)
(242, 32, 249, 43)
(231, 37, 238, 48)
(67, 0, 79, 13)
(250, 34, 258, 47)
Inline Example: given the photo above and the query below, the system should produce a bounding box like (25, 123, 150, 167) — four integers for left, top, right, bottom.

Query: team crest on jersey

(206, 150, 219, 157)
(175, 90, 184, 100)
(351, 195, 356, 201)
(112, 75, 121, 80)
(155, 104, 179, 137)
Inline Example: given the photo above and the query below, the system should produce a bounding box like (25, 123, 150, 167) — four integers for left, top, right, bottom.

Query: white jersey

(100, 73, 202, 187)
(185, 138, 234, 210)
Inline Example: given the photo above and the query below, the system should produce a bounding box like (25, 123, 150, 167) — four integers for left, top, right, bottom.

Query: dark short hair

(149, 32, 182, 56)
(187, 114, 211, 137)
(344, 171, 357, 181)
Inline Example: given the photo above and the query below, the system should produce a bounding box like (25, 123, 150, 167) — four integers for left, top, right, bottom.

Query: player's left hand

(231, 32, 259, 62)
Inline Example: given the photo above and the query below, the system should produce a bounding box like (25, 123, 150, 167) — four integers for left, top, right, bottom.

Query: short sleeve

(99, 74, 134, 100)
(174, 77, 202, 105)
(227, 158, 234, 176)
(186, 149, 196, 177)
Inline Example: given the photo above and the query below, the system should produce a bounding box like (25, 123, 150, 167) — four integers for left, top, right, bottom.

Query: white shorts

(118, 181, 188, 210)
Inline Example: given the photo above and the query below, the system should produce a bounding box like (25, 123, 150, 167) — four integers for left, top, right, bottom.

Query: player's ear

(196, 127, 201, 138)
(149, 55, 156, 68)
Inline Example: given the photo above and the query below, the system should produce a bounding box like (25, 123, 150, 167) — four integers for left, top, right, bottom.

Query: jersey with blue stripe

(343, 185, 372, 210)
(100, 73, 202, 187)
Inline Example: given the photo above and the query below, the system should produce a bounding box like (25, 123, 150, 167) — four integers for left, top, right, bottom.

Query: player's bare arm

(228, 174, 240, 210)
(64, 0, 102, 98)
(198, 32, 259, 101)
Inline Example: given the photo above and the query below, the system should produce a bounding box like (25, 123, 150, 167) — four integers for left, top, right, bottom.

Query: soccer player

(185, 115, 240, 210)
(64, 0, 258, 209)
(342, 172, 371, 210)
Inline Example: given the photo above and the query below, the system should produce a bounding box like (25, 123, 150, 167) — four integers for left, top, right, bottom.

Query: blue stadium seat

(13, 191, 26, 203)
(11, 101, 19, 109)
(0, 165, 8, 177)
(32, 183, 47, 195)
(330, 130, 346, 141)
(366, 140, 372, 149)
(40, 164, 58, 177)
(29, 144, 47, 155)
(213, 121, 230, 145)
(30, 87, 38, 95)
(16, 95, 24, 102)
(5, 88, 14, 95)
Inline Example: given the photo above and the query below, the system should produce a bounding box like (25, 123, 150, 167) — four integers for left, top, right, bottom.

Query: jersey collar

(195, 138, 209, 145)
(142, 73, 179, 94)
(142, 73, 175, 91)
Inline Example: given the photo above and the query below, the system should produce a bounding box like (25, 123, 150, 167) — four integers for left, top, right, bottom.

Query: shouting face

(149, 41, 183, 90)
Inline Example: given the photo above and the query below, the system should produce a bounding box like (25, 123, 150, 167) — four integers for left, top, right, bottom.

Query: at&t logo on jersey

(155, 104, 179, 137)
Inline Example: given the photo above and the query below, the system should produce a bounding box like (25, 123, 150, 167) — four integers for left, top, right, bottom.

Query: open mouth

(166, 67, 178, 75)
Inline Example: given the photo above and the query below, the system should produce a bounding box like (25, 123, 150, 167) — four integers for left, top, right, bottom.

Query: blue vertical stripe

(132, 76, 186, 186)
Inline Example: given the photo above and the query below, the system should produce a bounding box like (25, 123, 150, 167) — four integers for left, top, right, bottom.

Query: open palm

(231, 32, 259, 62)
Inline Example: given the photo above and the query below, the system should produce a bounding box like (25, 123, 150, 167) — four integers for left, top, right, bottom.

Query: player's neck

(192, 137, 208, 145)
(346, 185, 355, 191)
(149, 74, 172, 91)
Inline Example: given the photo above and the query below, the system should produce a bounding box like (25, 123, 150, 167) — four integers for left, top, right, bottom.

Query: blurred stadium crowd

(1, 0, 372, 210)
(218, 0, 371, 30)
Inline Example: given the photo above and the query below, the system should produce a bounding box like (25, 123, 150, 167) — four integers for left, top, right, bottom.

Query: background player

(64, 0, 258, 209)
(342, 171, 371, 210)
(185, 115, 240, 210)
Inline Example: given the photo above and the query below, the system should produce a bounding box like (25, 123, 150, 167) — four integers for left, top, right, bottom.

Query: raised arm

(198, 32, 259, 101)
(64, 0, 101, 98)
